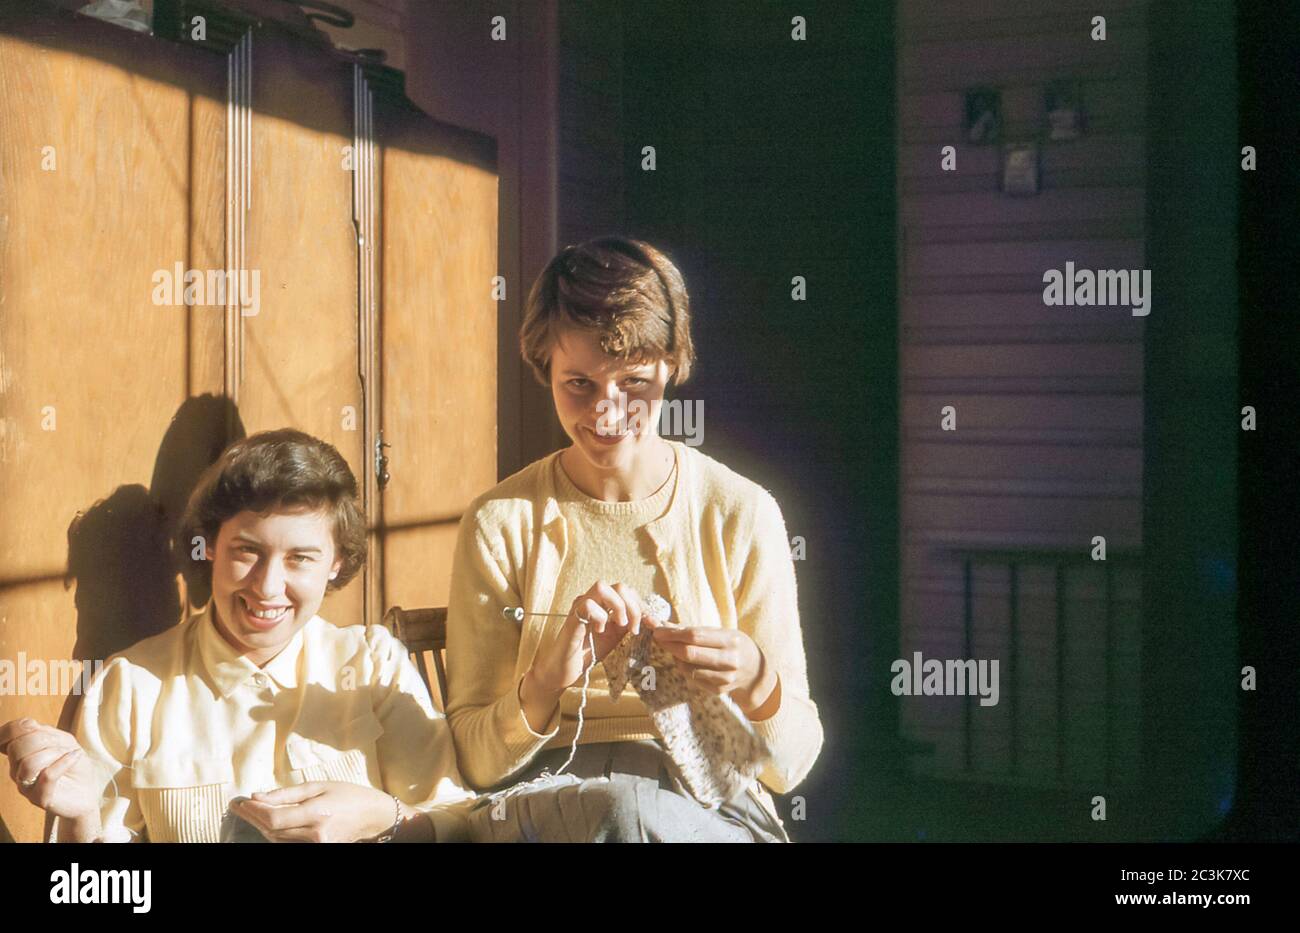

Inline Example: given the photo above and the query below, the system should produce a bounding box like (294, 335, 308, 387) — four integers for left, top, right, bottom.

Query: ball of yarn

(644, 593, 672, 625)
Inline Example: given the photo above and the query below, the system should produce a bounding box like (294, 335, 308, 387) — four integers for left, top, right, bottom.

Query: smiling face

(208, 505, 342, 666)
(550, 327, 672, 474)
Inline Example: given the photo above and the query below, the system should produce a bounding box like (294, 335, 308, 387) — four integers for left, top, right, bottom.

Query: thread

(490, 595, 672, 803)
(551, 629, 596, 776)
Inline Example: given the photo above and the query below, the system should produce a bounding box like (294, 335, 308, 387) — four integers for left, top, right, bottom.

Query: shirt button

(253, 673, 269, 687)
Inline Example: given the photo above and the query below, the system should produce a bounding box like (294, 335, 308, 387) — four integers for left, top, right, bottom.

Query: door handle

(375, 432, 391, 490)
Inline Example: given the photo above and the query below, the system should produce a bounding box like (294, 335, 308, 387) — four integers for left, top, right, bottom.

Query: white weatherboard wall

(896, 0, 1148, 791)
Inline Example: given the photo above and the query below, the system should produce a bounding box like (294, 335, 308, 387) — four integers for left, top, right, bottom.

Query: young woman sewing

(0, 429, 474, 842)
(446, 236, 823, 841)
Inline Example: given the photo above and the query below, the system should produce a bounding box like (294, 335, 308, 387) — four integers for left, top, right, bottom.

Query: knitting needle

(503, 595, 672, 626)
(502, 606, 568, 623)
(501, 607, 625, 627)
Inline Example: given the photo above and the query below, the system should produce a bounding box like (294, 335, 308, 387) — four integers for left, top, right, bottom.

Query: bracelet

(372, 795, 402, 843)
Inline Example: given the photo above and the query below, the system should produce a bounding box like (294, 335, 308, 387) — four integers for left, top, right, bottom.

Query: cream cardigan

(444, 440, 824, 800)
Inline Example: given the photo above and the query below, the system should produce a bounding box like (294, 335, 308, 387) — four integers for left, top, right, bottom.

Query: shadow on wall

(40, 389, 241, 842)
(56, 395, 245, 731)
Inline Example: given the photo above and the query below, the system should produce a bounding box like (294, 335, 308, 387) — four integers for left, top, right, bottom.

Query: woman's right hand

(520, 581, 650, 730)
(0, 718, 101, 823)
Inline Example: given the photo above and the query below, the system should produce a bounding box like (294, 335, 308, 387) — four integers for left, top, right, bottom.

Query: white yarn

(551, 595, 670, 776)
(643, 594, 673, 626)
(491, 595, 672, 805)
(550, 629, 596, 777)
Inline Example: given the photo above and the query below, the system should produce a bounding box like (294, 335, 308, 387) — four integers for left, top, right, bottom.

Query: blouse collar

(195, 601, 306, 698)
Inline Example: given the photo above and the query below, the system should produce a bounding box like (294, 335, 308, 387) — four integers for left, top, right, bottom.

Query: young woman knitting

(447, 237, 823, 842)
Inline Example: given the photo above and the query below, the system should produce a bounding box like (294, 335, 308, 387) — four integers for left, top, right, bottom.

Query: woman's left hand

(652, 627, 778, 715)
(233, 781, 410, 843)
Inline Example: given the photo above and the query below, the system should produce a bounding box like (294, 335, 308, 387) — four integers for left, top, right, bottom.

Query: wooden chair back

(382, 605, 449, 708)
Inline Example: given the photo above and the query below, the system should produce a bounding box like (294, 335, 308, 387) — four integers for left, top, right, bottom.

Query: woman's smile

(583, 423, 628, 446)
(236, 595, 293, 631)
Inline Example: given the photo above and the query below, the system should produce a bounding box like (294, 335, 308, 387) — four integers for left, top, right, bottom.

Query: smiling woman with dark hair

(0, 429, 474, 843)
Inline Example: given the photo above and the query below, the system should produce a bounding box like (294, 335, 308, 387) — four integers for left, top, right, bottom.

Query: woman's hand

(520, 580, 653, 732)
(233, 781, 425, 843)
(653, 627, 779, 716)
(0, 718, 103, 828)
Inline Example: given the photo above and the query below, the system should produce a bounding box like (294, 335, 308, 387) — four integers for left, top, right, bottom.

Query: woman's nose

(594, 384, 626, 427)
(250, 559, 287, 598)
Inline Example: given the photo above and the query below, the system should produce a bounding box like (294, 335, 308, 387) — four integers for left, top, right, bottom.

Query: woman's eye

(567, 379, 589, 390)
(289, 554, 313, 565)
(624, 377, 649, 388)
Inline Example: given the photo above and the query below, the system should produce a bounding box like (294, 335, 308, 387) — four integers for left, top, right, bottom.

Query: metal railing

(933, 545, 1142, 789)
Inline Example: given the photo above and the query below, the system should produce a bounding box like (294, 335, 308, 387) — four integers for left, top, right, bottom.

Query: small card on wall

(1001, 141, 1040, 195)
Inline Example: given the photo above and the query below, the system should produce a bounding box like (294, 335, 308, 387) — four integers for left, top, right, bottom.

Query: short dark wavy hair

(175, 429, 366, 598)
(520, 236, 696, 386)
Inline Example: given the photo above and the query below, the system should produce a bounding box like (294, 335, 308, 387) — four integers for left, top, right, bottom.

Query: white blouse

(64, 604, 475, 842)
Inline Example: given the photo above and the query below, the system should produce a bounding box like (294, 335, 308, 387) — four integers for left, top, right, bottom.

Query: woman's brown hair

(520, 236, 696, 386)
(175, 429, 366, 597)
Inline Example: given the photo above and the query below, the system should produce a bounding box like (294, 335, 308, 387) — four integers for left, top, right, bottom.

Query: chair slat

(383, 606, 449, 708)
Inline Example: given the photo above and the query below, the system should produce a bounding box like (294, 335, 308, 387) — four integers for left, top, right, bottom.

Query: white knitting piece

(497, 593, 771, 809)
(602, 594, 771, 809)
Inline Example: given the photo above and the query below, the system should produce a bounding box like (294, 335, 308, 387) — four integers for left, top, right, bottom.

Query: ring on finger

(20, 777, 37, 788)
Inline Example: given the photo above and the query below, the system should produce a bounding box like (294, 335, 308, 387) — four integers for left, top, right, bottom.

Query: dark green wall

(1141, 0, 1239, 840)
(617, 0, 898, 840)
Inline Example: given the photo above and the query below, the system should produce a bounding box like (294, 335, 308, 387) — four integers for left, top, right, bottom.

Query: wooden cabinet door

(0, 6, 225, 843)
(235, 25, 364, 628)
(372, 95, 499, 685)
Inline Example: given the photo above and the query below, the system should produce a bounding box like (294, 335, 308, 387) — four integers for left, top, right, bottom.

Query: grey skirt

(463, 740, 789, 843)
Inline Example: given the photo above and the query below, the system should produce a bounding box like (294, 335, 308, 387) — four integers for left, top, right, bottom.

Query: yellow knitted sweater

(444, 440, 824, 801)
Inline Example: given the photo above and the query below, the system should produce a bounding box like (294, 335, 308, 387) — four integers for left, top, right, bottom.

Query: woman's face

(207, 505, 342, 666)
(550, 327, 671, 473)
